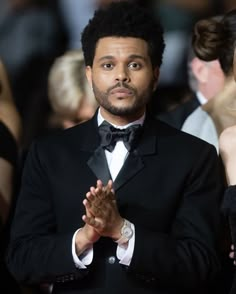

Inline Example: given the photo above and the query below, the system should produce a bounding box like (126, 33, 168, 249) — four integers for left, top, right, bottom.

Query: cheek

(209, 69, 225, 92)
(215, 75, 225, 91)
(135, 74, 155, 90)
(215, 68, 225, 84)
(93, 71, 111, 88)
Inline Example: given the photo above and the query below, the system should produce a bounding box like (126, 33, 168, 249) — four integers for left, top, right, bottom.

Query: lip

(110, 87, 133, 95)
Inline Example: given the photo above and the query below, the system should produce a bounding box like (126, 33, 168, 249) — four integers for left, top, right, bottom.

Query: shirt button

(108, 256, 116, 264)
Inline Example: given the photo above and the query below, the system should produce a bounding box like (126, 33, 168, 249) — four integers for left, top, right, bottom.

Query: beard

(91, 80, 155, 116)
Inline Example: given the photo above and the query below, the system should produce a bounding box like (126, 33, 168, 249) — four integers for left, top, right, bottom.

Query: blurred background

(0, 0, 235, 149)
(1, 1, 236, 293)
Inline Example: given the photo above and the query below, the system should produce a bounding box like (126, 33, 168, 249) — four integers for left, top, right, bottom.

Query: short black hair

(81, 1, 165, 69)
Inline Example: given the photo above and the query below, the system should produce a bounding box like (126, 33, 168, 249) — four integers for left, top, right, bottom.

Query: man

(180, 12, 236, 154)
(6, 2, 225, 293)
(158, 42, 225, 130)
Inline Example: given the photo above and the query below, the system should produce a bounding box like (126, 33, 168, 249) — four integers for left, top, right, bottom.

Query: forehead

(94, 37, 149, 59)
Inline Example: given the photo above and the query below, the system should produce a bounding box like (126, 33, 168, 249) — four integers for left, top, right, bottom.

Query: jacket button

(108, 256, 116, 264)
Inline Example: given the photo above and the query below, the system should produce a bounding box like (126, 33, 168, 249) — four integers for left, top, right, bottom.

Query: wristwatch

(115, 219, 133, 245)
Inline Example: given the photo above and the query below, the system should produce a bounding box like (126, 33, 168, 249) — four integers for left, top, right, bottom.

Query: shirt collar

(196, 91, 207, 105)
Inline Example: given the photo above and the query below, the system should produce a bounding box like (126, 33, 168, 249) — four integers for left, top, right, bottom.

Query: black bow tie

(98, 120, 142, 152)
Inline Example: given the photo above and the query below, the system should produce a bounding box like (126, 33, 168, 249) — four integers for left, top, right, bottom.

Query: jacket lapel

(114, 117, 157, 190)
(113, 151, 144, 190)
(82, 112, 111, 184)
(85, 112, 158, 189)
(87, 146, 111, 185)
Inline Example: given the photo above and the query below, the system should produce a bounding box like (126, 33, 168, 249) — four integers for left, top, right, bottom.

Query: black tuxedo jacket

(6, 112, 225, 293)
(158, 93, 200, 130)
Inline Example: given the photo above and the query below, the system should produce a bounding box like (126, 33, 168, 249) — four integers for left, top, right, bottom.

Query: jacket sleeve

(6, 141, 88, 284)
(129, 143, 225, 289)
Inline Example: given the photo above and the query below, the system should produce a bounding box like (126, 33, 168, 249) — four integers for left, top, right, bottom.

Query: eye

(102, 63, 114, 70)
(128, 62, 141, 70)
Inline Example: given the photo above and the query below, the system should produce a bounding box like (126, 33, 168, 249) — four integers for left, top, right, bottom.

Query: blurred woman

(218, 48, 236, 294)
(0, 59, 22, 293)
(47, 49, 97, 130)
(0, 59, 22, 226)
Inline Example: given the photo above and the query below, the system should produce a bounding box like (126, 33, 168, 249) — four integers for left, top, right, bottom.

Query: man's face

(86, 37, 159, 123)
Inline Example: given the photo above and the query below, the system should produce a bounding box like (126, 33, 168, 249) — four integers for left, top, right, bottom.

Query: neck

(99, 107, 146, 126)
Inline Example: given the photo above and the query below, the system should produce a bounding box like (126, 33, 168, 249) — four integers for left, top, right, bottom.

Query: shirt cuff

(72, 229, 93, 268)
(117, 223, 135, 266)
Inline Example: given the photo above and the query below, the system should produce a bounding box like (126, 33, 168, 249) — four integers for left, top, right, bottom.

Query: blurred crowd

(0, 0, 235, 149)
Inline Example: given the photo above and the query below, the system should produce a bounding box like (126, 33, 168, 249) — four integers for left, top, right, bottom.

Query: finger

(229, 251, 235, 259)
(82, 214, 94, 226)
(95, 183, 103, 195)
(86, 191, 95, 202)
(82, 214, 100, 228)
(95, 180, 103, 195)
(97, 179, 103, 188)
(86, 190, 101, 205)
(82, 214, 87, 222)
(109, 190, 115, 200)
(107, 179, 113, 189)
(83, 198, 91, 209)
(84, 197, 102, 217)
(231, 244, 234, 250)
(103, 188, 115, 201)
(83, 199, 94, 217)
(89, 187, 97, 198)
(95, 187, 104, 199)
(106, 180, 114, 194)
(96, 180, 113, 200)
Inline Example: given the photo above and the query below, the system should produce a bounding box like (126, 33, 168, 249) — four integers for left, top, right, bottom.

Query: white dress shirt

(72, 109, 145, 268)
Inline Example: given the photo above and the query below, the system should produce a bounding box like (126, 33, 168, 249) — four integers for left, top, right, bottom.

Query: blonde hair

(48, 50, 97, 121)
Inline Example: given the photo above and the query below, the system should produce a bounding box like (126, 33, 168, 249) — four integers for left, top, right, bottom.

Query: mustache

(107, 82, 135, 94)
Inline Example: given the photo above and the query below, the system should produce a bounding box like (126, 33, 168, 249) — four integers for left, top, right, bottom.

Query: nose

(115, 65, 130, 82)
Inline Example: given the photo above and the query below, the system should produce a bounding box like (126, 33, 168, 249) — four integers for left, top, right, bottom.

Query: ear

(191, 57, 209, 83)
(85, 66, 93, 88)
(153, 67, 159, 91)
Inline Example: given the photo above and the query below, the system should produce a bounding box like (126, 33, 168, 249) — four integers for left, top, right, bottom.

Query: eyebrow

(97, 54, 147, 62)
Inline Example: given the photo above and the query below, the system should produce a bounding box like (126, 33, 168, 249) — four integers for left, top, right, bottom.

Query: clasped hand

(82, 179, 124, 243)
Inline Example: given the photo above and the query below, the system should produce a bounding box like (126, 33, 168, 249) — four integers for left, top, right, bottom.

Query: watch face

(123, 226, 133, 238)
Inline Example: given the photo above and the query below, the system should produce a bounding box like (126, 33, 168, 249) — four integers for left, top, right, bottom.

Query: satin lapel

(114, 116, 158, 190)
(87, 146, 111, 184)
(80, 110, 111, 184)
(113, 151, 144, 191)
(85, 111, 158, 189)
